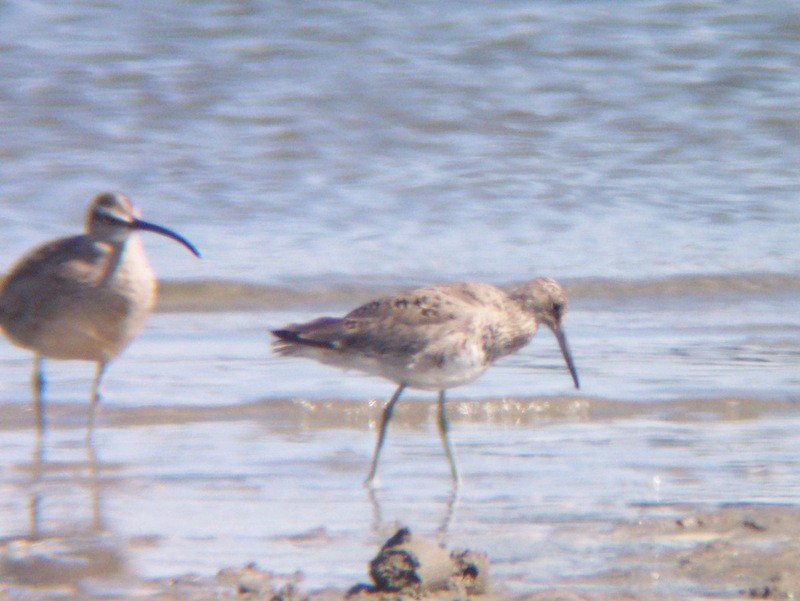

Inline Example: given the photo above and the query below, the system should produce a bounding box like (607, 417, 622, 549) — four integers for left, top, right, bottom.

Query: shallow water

(0, 304, 798, 596)
(0, 0, 799, 597)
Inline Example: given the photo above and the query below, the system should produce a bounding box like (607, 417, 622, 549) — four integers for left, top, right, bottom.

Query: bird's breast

(34, 238, 157, 361)
(105, 238, 157, 311)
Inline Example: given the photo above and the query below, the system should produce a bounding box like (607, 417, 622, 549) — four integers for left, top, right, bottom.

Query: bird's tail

(271, 317, 345, 354)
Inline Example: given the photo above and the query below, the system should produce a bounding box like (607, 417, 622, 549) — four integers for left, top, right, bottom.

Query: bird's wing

(0, 236, 102, 326)
(344, 284, 483, 324)
(273, 285, 478, 357)
(272, 317, 347, 349)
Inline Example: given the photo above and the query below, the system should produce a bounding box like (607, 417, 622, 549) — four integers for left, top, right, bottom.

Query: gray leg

(436, 390, 460, 485)
(364, 384, 406, 486)
(86, 361, 107, 445)
(31, 355, 47, 463)
(31, 355, 45, 436)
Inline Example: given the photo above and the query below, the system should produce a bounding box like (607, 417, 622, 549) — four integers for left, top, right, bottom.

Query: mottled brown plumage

(272, 278, 579, 485)
(0, 192, 200, 442)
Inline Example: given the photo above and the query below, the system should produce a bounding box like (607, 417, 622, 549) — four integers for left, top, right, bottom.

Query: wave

(2, 395, 798, 432)
(566, 272, 800, 303)
(155, 272, 800, 312)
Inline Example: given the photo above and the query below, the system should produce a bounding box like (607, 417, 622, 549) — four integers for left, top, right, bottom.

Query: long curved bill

(130, 218, 201, 257)
(552, 325, 580, 389)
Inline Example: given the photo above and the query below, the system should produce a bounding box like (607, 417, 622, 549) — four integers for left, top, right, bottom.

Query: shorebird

(0, 192, 200, 442)
(271, 278, 579, 485)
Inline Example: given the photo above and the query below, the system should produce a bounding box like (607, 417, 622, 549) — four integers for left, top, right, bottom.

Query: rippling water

(1, 0, 799, 285)
(0, 0, 798, 597)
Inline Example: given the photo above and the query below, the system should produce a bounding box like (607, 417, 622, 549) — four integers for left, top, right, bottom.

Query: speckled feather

(273, 280, 555, 390)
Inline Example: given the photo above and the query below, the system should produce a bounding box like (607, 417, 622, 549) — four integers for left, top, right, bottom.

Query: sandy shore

(3, 393, 799, 600)
(3, 502, 799, 600)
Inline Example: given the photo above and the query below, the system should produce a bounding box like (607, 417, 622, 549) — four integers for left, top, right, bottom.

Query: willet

(0, 192, 200, 443)
(271, 278, 579, 485)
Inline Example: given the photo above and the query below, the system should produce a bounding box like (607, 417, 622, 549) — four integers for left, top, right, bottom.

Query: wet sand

(2, 396, 800, 600)
(3, 503, 799, 600)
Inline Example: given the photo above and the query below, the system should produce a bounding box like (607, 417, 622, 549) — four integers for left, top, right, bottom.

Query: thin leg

(436, 390, 460, 485)
(364, 384, 406, 486)
(85, 361, 107, 445)
(31, 355, 45, 438)
(30, 385, 45, 536)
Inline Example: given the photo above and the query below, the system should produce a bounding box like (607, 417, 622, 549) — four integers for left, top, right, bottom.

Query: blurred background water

(0, 0, 798, 597)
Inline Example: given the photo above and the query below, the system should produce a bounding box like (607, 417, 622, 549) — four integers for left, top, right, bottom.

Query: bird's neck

(483, 301, 538, 363)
